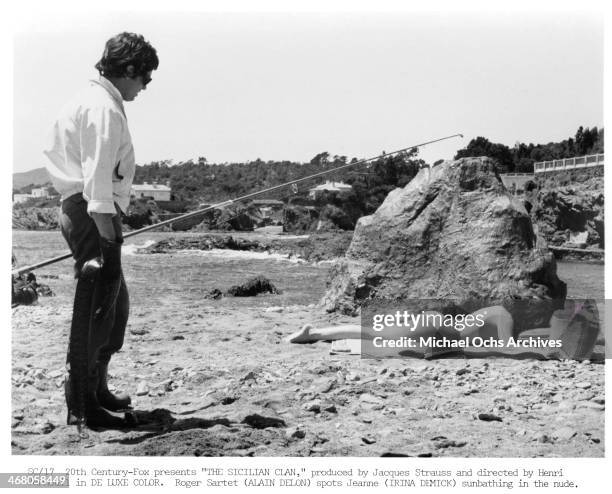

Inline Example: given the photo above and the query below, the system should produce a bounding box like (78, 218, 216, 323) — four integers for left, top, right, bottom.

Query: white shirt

(43, 76, 136, 215)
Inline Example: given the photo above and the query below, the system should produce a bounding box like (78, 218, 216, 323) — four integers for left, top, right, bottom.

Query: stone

(535, 433, 554, 444)
(241, 371, 257, 382)
(203, 289, 223, 300)
(321, 157, 566, 332)
(362, 435, 377, 445)
(433, 438, 467, 449)
(135, 381, 149, 396)
(359, 393, 384, 405)
(34, 420, 55, 435)
(478, 413, 502, 422)
(241, 414, 285, 429)
(286, 427, 306, 439)
(303, 400, 322, 413)
(32, 369, 46, 379)
(309, 447, 326, 455)
(317, 379, 336, 394)
(226, 276, 281, 297)
(553, 427, 577, 441)
(130, 328, 149, 336)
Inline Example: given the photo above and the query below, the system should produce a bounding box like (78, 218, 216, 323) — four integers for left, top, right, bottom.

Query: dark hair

(95, 32, 159, 78)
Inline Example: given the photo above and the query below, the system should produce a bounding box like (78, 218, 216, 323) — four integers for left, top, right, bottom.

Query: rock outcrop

(527, 178, 604, 249)
(12, 208, 59, 230)
(322, 157, 567, 332)
(122, 199, 161, 230)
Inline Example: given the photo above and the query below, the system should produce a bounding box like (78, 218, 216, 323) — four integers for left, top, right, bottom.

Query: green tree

(454, 137, 514, 172)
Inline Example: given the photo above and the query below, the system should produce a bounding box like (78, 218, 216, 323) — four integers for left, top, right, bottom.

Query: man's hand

(91, 212, 119, 242)
(93, 237, 123, 321)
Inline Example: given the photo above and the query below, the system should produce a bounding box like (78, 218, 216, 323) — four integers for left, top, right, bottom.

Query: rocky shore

(139, 232, 354, 263)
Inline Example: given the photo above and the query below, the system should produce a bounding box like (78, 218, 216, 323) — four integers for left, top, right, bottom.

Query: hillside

(13, 167, 50, 189)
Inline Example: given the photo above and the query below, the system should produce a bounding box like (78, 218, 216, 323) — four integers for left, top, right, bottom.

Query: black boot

(65, 373, 127, 429)
(97, 361, 132, 411)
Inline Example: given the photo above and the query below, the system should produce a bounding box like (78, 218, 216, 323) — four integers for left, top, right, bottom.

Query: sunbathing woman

(286, 301, 600, 361)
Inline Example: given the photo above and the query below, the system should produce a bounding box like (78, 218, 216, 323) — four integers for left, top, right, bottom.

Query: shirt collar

(92, 76, 126, 116)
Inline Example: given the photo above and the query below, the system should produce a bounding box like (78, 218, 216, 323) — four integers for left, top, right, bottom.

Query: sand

(11, 232, 604, 457)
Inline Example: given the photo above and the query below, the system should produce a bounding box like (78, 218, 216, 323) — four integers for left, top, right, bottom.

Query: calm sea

(11, 230, 605, 300)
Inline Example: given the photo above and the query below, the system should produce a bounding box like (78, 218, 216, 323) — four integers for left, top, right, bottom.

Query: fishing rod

(13, 133, 463, 276)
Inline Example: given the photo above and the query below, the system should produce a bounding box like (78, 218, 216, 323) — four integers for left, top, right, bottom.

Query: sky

(12, 10, 603, 173)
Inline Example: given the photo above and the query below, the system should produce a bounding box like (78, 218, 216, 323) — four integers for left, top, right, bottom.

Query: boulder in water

(226, 276, 281, 297)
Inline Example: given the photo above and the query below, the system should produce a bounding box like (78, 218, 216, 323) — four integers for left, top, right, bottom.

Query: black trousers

(58, 193, 129, 369)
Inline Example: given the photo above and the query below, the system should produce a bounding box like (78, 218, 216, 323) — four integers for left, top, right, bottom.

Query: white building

(308, 181, 353, 199)
(13, 194, 32, 204)
(251, 199, 284, 219)
(31, 187, 50, 198)
(131, 182, 172, 201)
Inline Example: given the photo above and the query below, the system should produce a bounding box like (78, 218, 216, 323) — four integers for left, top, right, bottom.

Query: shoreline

(11, 228, 605, 265)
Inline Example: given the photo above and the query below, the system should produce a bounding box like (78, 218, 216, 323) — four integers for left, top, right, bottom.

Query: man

(44, 32, 158, 429)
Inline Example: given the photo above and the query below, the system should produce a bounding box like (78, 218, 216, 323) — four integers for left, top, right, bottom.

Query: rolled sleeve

(80, 106, 123, 215)
(86, 199, 117, 214)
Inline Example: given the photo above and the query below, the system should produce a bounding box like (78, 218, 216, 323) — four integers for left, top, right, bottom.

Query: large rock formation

(322, 157, 567, 332)
(527, 179, 604, 249)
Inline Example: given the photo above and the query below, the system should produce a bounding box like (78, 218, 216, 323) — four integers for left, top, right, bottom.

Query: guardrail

(534, 154, 604, 173)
